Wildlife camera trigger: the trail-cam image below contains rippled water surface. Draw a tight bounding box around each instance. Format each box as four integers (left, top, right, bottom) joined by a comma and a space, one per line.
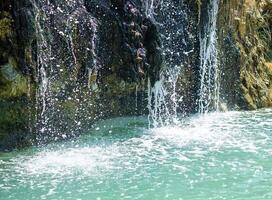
1, 109, 272, 200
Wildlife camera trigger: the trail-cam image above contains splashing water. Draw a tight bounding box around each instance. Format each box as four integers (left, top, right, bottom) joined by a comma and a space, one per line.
147, 78, 170, 127
147, 69, 180, 127
31, 0, 100, 139
143, 0, 160, 21
198, 0, 220, 113
146, 0, 196, 127
1, 109, 271, 200
32, 0, 51, 117
5, 2, 270, 199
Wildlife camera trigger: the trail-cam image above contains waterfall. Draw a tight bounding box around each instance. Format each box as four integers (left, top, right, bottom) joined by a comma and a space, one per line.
145, 0, 178, 127
145, 0, 196, 127
87, 20, 99, 91
198, 0, 220, 113
143, 0, 160, 21
31, 0, 219, 132
147, 67, 180, 127
146, 0, 220, 122
32, 0, 52, 133
32, 0, 99, 140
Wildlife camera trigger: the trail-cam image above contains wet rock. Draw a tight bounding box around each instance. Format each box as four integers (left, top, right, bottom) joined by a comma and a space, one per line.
0, 0, 162, 150
217, 0, 272, 110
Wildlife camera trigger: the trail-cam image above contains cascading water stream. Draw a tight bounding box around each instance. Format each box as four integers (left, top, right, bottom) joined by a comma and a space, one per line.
32, 0, 52, 132
145, 0, 179, 127
146, 0, 221, 122
145, 0, 197, 127
198, 0, 220, 114
147, 67, 181, 127
32, 0, 100, 140
143, 0, 160, 21
87, 20, 99, 91
147, 77, 170, 128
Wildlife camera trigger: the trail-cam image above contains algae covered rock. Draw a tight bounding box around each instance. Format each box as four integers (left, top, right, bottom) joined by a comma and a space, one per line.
0, 11, 13, 41
0, 0, 35, 151
217, 0, 272, 110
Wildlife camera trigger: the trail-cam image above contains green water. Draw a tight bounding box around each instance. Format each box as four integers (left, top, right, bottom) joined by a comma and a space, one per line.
0, 109, 272, 200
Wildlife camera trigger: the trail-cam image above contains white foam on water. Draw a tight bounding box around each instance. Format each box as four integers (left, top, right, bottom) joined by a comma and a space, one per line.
16, 145, 122, 177
150, 111, 268, 153
2, 111, 271, 183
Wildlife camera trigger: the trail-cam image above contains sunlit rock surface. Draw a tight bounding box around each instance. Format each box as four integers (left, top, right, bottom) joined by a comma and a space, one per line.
217, 0, 272, 109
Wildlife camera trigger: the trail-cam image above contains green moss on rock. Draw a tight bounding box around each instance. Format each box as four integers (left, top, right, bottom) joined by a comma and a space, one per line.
0, 11, 13, 41
0, 62, 29, 98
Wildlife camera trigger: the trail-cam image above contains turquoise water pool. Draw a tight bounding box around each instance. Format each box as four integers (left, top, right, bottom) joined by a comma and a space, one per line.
1, 109, 272, 200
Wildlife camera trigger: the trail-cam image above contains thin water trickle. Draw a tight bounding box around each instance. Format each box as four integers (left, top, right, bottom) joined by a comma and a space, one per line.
32, 0, 50, 117
198, 0, 220, 113
87, 17, 99, 90
143, 0, 160, 21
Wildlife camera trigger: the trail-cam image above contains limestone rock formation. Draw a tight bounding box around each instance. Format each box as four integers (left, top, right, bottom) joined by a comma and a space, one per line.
217, 0, 272, 109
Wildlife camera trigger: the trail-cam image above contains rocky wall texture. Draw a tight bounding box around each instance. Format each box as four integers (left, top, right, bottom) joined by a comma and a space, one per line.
1, 0, 272, 150
0, 0, 35, 150
217, 0, 272, 109
0, 0, 162, 150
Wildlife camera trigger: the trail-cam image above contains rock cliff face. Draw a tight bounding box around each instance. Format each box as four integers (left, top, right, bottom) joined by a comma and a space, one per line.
0, 0, 162, 150
0, 0, 35, 149
217, 0, 272, 109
